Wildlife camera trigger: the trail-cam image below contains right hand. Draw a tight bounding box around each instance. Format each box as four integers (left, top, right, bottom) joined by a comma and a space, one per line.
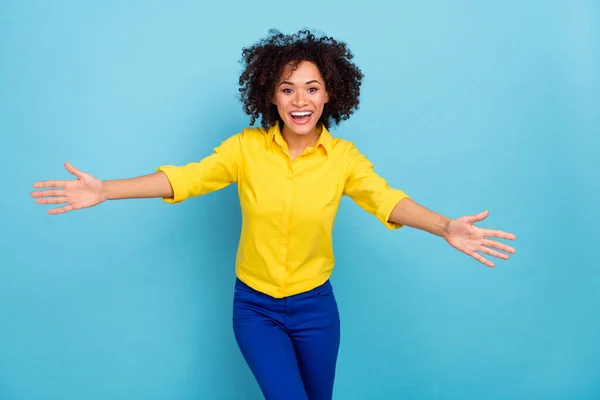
31, 162, 106, 215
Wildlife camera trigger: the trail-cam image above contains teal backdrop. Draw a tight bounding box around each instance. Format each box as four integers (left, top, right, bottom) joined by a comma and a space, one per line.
1, 1, 599, 399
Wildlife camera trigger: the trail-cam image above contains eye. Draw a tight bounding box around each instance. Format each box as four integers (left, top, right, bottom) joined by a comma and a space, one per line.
282, 88, 293, 94
308, 87, 318, 93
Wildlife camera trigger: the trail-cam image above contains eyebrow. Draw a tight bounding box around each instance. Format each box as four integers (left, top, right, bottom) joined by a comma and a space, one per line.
279, 79, 322, 86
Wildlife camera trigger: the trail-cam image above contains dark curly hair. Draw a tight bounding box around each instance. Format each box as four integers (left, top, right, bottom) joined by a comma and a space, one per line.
238, 29, 364, 130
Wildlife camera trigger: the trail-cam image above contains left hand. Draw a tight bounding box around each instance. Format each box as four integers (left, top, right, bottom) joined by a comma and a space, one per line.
443, 210, 516, 268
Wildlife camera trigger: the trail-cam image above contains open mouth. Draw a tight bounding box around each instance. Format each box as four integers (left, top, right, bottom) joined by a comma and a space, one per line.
289, 111, 313, 124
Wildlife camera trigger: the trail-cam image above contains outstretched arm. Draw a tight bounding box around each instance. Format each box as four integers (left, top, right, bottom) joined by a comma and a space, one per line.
389, 198, 516, 268
32, 132, 243, 214
31, 162, 173, 215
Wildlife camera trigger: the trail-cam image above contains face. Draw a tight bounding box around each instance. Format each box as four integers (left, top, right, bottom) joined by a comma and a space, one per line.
272, 61, 329, 137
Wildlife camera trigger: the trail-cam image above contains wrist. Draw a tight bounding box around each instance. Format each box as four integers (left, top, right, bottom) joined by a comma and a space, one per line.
439, 216, 451, 238
101, 181, 110, 201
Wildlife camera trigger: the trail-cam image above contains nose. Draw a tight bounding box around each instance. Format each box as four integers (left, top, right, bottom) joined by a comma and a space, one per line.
292, 91, 308, 107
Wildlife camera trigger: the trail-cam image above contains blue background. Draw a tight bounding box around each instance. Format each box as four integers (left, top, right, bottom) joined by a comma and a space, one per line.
2, 1, 599, 399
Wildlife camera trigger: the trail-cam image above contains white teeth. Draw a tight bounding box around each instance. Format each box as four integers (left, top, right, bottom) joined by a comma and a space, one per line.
291, 112, 312, 117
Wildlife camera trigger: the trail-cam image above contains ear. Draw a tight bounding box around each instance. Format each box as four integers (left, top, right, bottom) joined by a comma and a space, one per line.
325, 91, 330, 103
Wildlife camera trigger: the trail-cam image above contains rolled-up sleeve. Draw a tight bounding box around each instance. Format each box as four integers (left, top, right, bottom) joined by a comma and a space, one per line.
157, 133, 242, 204
343, 142, 410, 229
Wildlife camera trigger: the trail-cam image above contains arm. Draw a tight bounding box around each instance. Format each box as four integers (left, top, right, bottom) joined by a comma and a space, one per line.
388, 197, 450, 237
342, 142, 516, 268
31, 163, 174, 215
343, 143, 410, 229
103, 172, 173, 200
32, 133, 242, 214
389, 197, 516, 268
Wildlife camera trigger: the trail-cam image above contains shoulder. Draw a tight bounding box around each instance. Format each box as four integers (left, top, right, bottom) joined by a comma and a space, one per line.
236, 126, 270, 144
240, 125, 268, 137
329, 136, 358, 155
331, 137, 353, 147
216, 126, 267, 148
328, 135, 371, 171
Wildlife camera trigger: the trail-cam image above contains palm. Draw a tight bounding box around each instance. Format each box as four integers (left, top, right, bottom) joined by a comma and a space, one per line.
64, 176, 104, 209
31, 162, 105, 214
444, 210, 516, 268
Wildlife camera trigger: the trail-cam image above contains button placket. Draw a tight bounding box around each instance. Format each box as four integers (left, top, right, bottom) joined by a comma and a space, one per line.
279, 162, 295, 289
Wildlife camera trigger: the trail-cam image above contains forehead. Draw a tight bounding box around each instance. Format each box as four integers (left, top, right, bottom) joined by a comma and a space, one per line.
279, 61, 323, 82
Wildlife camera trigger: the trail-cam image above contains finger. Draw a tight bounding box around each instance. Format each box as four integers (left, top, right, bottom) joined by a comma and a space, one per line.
36, 196, 68, 205
48, 204, 74, 215
484, 229, 516, 240
64, 162, 85, 179
471, 252, 495, 268
31, 189, 65, 198
32, 180, 70, 189
463, 210, 489, 224
479, 246, 510, 260
483, 239, 516, 254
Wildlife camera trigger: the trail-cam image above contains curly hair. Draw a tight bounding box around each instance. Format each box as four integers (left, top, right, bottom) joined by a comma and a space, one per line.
238, 29, 364, 130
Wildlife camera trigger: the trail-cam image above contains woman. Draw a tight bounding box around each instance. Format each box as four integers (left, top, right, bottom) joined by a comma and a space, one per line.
31, 29, 516, 400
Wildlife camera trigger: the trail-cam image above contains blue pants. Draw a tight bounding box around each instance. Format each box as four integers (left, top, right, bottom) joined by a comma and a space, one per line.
232, 278, 341, 400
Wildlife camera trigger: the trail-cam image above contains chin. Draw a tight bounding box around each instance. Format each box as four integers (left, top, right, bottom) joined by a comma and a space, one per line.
292, 127, 315, 135
284, 120, 319, 136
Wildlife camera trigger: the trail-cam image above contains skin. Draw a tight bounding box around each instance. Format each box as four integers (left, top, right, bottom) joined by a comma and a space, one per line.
388, 201, 516, 267
272, 61, 329, 160
30, 59, 516, 268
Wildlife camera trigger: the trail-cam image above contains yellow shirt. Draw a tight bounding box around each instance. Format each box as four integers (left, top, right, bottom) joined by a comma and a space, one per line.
157, 122, 410, 298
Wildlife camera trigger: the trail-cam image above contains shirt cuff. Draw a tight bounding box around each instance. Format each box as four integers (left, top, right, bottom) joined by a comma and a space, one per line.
376, 189, 411, 230
156, 165, 187, 204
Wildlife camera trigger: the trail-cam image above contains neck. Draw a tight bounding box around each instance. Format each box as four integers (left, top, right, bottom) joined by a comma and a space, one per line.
281, 124, 320, 153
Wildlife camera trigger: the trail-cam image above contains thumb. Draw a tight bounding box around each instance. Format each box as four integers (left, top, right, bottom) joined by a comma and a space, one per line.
463, 210, 489, 224
64, 162, 86, 179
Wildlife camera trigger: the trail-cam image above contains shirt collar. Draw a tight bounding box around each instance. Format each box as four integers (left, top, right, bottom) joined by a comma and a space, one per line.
268, 121, 332, 155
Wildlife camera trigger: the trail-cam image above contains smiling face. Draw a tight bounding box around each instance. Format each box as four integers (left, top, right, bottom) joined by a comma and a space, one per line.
272, 61, 329, 139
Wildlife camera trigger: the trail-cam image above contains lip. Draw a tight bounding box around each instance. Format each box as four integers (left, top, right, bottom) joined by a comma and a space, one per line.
289, 110, 314, 125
